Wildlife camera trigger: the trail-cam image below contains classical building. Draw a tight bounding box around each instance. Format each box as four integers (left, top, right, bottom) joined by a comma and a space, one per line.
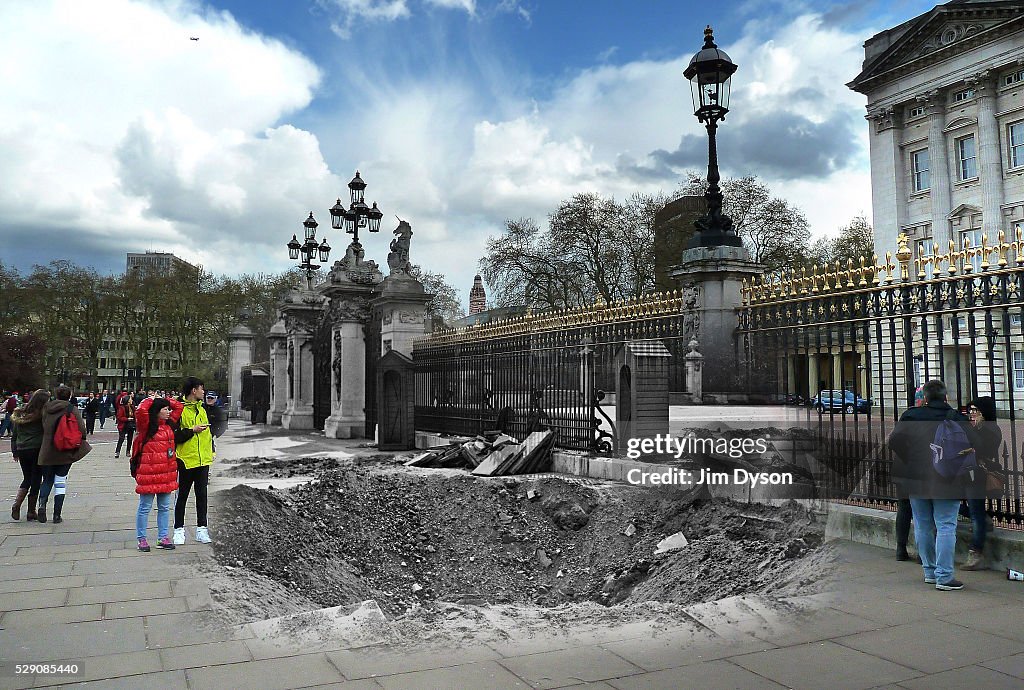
837, 0, 1024, 408
848, 0, 1024, 258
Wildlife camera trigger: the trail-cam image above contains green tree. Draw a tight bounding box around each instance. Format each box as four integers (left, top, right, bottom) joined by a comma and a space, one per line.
808, 215, 875, 270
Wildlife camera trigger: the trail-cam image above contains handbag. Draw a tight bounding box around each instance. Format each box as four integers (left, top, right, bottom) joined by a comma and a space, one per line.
980, 458, 1006, 498
129, 451, 141, 478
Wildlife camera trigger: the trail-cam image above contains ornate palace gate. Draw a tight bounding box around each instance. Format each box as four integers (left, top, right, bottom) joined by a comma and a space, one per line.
312, 316, 332, 431
364, 306, 382, 438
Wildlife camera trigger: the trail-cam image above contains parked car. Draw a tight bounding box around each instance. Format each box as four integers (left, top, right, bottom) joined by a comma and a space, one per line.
811, 389, 872, 414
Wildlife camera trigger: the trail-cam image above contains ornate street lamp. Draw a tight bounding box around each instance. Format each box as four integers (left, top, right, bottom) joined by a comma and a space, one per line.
286, 211, 330, 288
329, 171, 384, 247
683, 25, 741, 248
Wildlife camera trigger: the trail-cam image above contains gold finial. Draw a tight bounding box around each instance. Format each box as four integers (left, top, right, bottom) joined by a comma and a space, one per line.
1015, 226, 1024, 266
895, 233, 912, 281
998, 230, 1009, 267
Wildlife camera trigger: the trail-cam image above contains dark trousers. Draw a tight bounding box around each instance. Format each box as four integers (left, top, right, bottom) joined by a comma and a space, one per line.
896, 498, 913, 552
116, 425, 135, 455
85, 414, 96, 435
17, 448, 42, 492
175, 462, 209, 529
961, 499, 988, 552
99, 407, 110, 428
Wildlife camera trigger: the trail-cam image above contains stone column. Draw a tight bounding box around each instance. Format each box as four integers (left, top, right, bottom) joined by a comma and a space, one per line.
373, 274, 431, 358
226, 323, 254, 419
320, 241, 384, 439
267, 319, 287, 425
970, 71, 1005, 238
919, 89, 952, 244
279, 287, 324, 431
867, 106, 905, 254
671, 244, 764, 402
684, 338, 704, 403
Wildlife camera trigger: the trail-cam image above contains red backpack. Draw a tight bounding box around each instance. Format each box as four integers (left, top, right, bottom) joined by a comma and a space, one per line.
53, 403, 83, 452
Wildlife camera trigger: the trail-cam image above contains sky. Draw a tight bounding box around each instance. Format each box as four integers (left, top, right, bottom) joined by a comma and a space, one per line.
0, 0, 940, 308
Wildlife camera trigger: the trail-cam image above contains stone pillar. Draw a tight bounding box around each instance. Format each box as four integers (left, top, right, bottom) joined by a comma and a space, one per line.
267, 319, 287, 425
867, 106, 905, 255
373, 274, 431, 358
684, 338, 703, 403
920, 89, 952, 244
279, 287, 324, 431
227, 323, 254, 419
671, 244, 763, 401
320, 241, 384, 439
971, 72, 1005, 238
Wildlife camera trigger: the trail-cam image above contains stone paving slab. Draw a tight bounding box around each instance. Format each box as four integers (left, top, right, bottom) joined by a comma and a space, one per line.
835, 619, 1024, 673
607, 659, 788, 689
730, 640, 923, 690
496, 645, 645, 688
980, 652, 1024, 680
184, 653, 346, 690
376, 659, 528, 689
896, 664, 1023, 690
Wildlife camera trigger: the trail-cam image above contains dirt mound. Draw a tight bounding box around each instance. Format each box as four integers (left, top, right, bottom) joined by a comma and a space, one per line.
213, 465, 831, 618
222, 453, 404, 479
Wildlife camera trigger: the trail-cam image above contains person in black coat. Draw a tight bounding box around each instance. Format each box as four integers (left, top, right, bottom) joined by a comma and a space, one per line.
888, 379, 980, 591
84, 392, 101, 436
961, 396, 1002, 570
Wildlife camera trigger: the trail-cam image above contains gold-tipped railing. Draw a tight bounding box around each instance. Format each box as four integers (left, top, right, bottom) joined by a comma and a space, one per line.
741, 228, 1024, 306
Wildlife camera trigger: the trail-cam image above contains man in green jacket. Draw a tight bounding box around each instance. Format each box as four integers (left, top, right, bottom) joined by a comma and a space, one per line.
172, 376, 213, 545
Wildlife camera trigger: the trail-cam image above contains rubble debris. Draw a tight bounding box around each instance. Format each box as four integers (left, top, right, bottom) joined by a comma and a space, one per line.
655, 532, 689, 554
408, 430, 555, 476
623, 523, 637, 537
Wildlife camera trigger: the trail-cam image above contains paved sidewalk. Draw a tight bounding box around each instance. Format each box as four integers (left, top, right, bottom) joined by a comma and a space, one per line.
2, 424, 1024, 689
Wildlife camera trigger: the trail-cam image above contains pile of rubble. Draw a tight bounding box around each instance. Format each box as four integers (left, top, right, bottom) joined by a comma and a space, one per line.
406, 429, 555, 476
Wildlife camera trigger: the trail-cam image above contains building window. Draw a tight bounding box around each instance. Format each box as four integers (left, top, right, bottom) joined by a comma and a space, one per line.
907, 105, 926, 119
952, 88, 975, 103
1004, 69, 1024, 86
1009, 121, 1024, 169
959, 229, 983, 272
912, 149, 930, 191
916, 237, 934, 261
956, 135, 977, 180
1014, 351, 1024, 391
1011, 313, 1022, 328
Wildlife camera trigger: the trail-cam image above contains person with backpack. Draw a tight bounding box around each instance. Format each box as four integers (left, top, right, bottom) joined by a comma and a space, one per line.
888, 379, 980, 591
37, 385, 92, 524
960, 396, 1003, 571
114, 390, 135, 459
171, 377, 214, 545
9, 389, 48, 521
130, 396, 182, 551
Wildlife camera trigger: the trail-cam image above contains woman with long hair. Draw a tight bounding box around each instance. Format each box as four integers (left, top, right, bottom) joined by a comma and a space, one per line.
9, 389, 49, 520
130, 397, 181, 551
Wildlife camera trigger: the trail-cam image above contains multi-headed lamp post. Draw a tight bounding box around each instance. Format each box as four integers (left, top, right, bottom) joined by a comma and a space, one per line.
683, 25, 741, 249
287, 212, 331, 289
328, 171, 384, 249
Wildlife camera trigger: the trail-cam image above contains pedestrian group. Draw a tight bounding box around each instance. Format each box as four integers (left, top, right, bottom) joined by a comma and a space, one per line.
6, 378, 225, 553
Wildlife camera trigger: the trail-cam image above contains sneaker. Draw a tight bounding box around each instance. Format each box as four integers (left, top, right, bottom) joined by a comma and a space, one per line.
195, 526, 211, 544
962, 549, 988, 571
924, 577, 936, 584
172, 527, 186, 545
138, 538, 151, 552
157, 537, 176, 550
936, 578, 964, 591
114, 452, 119, 459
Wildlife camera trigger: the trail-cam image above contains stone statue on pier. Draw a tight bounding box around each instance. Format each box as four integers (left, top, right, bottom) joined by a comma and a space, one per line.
387, 220, 413, 275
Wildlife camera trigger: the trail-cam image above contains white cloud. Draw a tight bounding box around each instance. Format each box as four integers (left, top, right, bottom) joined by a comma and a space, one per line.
320, 0, 475, 39
0, 0, 328, 275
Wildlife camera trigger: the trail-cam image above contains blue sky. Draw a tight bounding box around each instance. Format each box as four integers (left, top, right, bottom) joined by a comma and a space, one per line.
0, 0, 938, 307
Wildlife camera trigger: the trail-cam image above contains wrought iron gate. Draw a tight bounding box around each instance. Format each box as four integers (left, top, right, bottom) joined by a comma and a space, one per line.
364, 307, 382, 438
312, 317, 332, 431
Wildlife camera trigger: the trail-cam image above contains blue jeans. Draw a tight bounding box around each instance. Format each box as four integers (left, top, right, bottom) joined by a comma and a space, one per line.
965, 499, 987, 552
137, 493, 172, 540
0, 413, 11, 436
910, 498, 961, 584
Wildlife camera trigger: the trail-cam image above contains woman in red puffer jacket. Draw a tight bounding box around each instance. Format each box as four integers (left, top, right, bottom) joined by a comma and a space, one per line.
131, 397, 183, 552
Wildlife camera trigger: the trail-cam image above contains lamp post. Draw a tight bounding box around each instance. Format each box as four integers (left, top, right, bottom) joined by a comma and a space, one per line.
683, 25, 741, 249
287, 212, 331, 289
328, 171, 383, 250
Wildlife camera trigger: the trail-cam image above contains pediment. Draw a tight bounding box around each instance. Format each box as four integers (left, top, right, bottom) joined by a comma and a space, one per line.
944, 116, 978, 132
948, 203, 982, 219
849, 3, 1024, 92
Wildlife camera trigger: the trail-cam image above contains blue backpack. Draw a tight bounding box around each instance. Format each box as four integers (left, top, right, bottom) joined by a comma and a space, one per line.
930, 416, 977, 479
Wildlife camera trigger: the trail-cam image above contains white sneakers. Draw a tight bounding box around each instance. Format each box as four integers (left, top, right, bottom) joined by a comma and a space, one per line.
172, 526, 211, 544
